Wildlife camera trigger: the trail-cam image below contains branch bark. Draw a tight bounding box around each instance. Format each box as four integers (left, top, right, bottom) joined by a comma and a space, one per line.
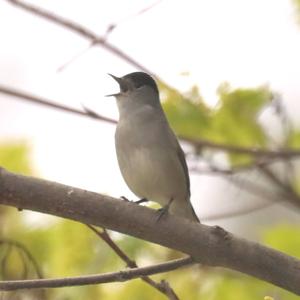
0, 168, 300, 294
0, 255, 192, 291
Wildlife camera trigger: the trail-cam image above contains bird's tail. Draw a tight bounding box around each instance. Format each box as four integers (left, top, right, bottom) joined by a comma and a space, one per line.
170, 199, 200, 223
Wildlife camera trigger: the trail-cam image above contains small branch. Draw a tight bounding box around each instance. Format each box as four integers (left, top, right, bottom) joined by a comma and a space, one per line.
58, 0, 163, 72
6, 0, 153, 76
0, 256, 193, 291
258, 165, 300, 209
87, 225, 179, 299
103, 0, 163, 38
201, 200, 279, 222
181, 136, 300, 159
0, 84, 116, 125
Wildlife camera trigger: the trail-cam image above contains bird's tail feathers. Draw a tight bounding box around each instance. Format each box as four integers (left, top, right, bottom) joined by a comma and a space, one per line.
170, 199, 200, 223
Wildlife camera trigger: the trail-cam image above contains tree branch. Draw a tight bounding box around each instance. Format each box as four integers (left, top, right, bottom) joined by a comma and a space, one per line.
86, 225, 179, 300
180, 136, 300, 159
5, 0, 154, 75
0, 168, 300, 294
0, 84, 116, 125
0, 255, 193, 291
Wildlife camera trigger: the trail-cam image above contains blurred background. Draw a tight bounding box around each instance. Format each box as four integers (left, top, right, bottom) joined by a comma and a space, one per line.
1, 0, 300, 299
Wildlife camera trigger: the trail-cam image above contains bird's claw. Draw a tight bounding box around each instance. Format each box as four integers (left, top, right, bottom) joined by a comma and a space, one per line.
120, 196, 148, 205
156, 198, 174, 222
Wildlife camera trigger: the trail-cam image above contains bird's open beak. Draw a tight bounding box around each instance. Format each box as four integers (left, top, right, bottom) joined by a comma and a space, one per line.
106, 73, 123, 97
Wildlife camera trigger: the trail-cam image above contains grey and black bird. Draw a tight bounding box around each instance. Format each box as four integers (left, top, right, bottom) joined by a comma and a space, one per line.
109, 72, 199, 223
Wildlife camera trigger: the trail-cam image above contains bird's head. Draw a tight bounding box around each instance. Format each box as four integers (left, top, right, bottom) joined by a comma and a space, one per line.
107, 72, 161, 116
108, 72, 159, 96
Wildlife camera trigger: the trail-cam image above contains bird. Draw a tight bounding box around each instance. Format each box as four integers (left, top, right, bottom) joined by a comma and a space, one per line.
108, 72, 199, 223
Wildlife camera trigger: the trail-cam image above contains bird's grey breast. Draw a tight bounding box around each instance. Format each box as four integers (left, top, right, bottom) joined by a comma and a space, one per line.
115, 105, 189, 204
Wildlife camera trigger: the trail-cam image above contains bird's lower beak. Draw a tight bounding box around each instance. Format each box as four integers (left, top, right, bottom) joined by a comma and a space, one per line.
105, 73, 122, 97
106, 74, 123, 97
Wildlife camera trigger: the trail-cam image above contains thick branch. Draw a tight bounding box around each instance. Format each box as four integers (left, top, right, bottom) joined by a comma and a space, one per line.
0, 168, 300, 294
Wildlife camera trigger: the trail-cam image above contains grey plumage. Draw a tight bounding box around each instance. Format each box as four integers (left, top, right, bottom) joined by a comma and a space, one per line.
110, 72, 199, 222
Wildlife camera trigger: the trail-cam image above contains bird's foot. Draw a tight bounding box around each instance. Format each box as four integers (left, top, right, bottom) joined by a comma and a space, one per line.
135, 198, 148, 204
120, 196, 130, 202
120, 196, 148, 205
156, 198, 174, 222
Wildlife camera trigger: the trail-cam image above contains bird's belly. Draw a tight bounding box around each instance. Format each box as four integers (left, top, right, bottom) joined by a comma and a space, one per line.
116, 146, 187, 206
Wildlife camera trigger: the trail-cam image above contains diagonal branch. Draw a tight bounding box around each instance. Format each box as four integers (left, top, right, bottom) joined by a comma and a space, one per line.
258, 165, 300, 209
86, 225, 179, 300
0, 84, 116, 124
6, 0, 154, 76
0, 167, 300, 294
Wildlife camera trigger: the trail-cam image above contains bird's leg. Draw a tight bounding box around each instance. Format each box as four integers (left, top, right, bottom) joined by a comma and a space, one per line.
156, 197, 174, 221
120, 196, 148, 205
135, 198, 148, 204
120, 196, 130, 202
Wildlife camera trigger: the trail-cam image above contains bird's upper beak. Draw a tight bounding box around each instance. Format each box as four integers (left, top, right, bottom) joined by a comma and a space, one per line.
106, 73, 126, 97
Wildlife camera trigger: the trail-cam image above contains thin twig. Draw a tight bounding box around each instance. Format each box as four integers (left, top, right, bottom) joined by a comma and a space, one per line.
258, 165, 300, 209
0, 257, 193, 291
6, 0, 154, 76
104, 0, 162, 36
198, 171, 284, 221
86, 225, 179, 300
201, 199, 280, 222
58, 0, 163, 72
0, 84, 116, 124
181, 135, 300, 159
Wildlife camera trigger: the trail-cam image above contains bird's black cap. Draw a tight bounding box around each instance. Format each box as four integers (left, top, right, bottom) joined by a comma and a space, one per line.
123, 72, 159, 95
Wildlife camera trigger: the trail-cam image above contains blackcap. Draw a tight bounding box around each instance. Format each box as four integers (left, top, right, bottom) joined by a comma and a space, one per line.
109, 72, 199, 222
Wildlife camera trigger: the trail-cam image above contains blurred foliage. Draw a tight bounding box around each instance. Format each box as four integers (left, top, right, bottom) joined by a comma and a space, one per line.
161, 81, 275, 165
160, 81, 271, 145
292, 0, 300, 24
2, 78, 300, 299
0, 142, 32, 175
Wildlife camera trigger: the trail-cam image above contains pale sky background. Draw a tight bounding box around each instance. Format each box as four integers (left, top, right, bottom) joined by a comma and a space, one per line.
1, 0, 300, 236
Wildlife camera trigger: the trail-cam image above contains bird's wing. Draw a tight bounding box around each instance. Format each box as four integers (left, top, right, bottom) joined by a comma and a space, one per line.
165, 128, 191, 197
175, 140, 191, 198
